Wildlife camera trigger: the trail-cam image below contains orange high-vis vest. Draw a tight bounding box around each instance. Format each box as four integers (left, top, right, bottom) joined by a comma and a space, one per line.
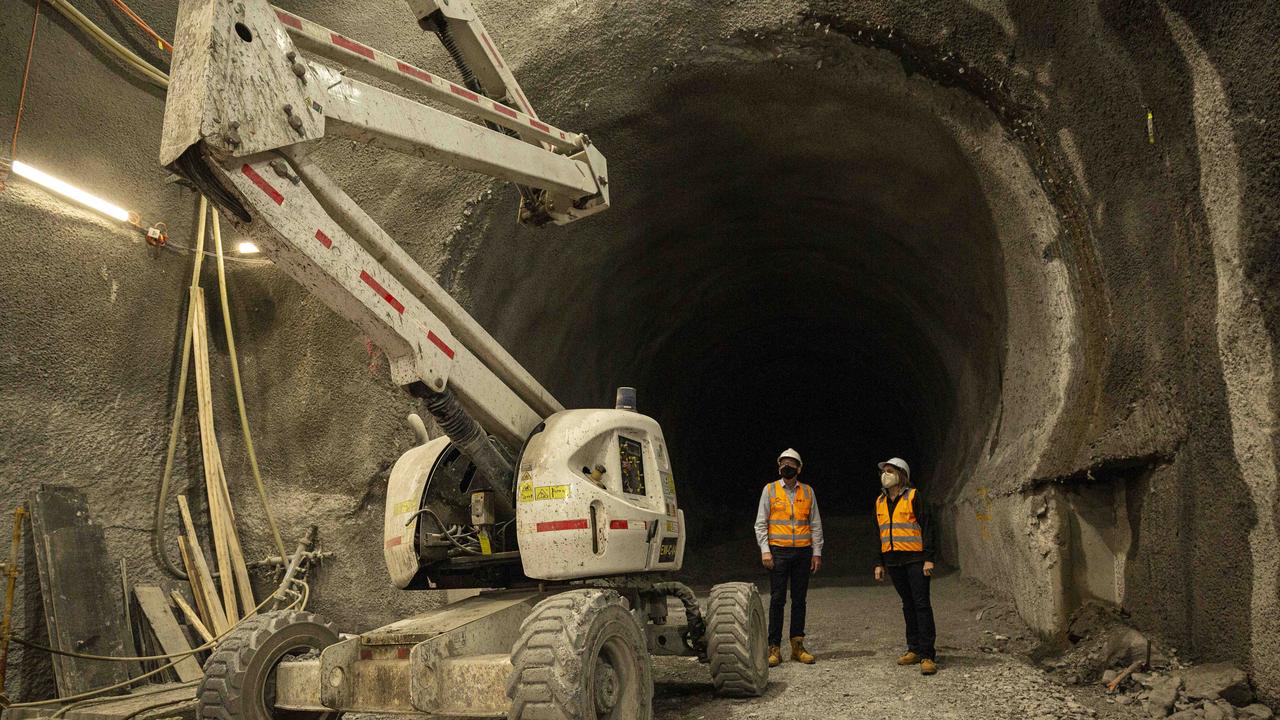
876, 488, 924, 553
767, 480, 813, 547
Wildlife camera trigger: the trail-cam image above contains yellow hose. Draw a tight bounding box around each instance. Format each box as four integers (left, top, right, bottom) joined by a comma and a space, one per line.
3, 588, 304, 708
152, 196, 207, 579
44, 0, 169, 88
211, 212, 288, 560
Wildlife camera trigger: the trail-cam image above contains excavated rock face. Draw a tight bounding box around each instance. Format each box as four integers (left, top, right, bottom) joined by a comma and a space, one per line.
0, 0, 1277, 706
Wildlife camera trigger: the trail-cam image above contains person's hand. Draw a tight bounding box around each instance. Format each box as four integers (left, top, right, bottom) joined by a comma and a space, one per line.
762, 553, 774, 570
810, 556, 822, 574
923, 561, 935, 577
874, 565, 885, 582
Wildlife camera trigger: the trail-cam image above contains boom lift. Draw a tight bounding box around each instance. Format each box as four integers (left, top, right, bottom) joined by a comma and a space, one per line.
159, 1, 769, 717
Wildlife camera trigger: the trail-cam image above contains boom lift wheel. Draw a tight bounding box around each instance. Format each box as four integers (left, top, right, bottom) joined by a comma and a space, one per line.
507, 589, 653, 720
198, 610, 342, 720
705, 582, 769, 697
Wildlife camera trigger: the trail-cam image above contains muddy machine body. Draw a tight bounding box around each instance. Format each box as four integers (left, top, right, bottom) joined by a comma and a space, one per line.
160, 0, 767, 717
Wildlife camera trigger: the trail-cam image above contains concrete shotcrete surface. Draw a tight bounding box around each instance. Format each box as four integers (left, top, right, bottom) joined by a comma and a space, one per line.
1, 0, 1277, 710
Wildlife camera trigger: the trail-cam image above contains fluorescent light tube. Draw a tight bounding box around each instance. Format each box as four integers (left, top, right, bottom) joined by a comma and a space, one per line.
11, 161, 132, 223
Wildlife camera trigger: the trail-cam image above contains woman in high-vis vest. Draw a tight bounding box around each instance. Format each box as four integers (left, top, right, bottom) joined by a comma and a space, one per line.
873, 457, 939, 675
753, 448, 823, 667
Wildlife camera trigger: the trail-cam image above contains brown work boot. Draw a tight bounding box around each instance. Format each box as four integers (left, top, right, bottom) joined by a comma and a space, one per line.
768, 645, 782, 667
921, 658, 938, 675
790, 637, 815, 664
897, 651, 921, 665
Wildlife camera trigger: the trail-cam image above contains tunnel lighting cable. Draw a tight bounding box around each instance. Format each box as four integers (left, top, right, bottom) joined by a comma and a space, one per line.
212, 210, 289, 561
106, 0, 173, 53
44, 0, 168, 89
9, 0, 41, 162
2, 587, 305, 709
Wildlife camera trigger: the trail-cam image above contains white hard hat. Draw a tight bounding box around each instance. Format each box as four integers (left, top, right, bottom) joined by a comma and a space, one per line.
777, 448, 802, 467
878, 457, 911, 480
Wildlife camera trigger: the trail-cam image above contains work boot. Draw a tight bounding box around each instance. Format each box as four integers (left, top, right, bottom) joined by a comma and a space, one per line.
921, 658, 938, 675
768, 645, 782, 667
790, 637, 815, 664
897, 651, 921, 665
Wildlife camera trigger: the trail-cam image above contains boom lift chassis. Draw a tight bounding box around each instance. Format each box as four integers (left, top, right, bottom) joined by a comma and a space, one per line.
161, 1, 768, 718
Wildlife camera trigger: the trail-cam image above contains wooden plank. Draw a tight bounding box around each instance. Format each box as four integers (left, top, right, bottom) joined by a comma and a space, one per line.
176, 495, 227, 634
190, 293, 240, 623
215, 463, 256, 616
133, 586, 203, 682
27, 486, 133, 696
170, 591, 214, 644
175, 535, 211, 632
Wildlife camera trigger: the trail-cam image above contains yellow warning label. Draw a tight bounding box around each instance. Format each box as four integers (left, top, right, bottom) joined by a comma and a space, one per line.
478, 530, 493, 555
666, 520, 678, 533
518, 482, 568, 502
533, 485, 568, 501
394, 500, 418, 515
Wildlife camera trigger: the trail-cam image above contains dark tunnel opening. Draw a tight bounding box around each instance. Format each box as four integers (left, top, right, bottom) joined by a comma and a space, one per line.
454, 62, 1033, 579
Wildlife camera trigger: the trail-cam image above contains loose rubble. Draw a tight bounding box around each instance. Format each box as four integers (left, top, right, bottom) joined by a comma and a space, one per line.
1035, 601, 1274, 720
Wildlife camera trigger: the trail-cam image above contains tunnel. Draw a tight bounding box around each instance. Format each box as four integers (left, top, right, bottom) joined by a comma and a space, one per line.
450, 51, 1074, 577
2, 0, 1278, 709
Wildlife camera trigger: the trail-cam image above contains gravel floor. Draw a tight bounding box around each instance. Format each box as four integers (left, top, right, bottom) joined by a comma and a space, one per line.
653, 573, 1129, 720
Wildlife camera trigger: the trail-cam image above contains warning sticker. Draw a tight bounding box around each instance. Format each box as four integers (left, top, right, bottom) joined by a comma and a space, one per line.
665, 520, 678, 533
518, 481, 533, 502
394, 499, 418, 515
534, 485, 569, 501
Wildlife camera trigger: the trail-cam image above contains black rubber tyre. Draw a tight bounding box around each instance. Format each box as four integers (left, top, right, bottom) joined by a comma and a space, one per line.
705, 582, 769, 697
198, 610, 342, 720
507, 589, 653, 720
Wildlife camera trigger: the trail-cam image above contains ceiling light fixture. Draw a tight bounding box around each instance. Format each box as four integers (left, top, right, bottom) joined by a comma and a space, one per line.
10, 160, 138, 224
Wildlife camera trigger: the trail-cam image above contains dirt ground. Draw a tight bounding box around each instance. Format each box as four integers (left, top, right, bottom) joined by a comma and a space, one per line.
653, 573, 1130, 720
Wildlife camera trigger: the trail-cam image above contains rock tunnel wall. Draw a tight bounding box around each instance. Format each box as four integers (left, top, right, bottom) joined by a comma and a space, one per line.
1, 0, 1277, 704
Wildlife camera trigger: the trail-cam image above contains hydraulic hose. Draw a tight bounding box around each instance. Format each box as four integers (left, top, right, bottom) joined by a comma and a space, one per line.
652, 582, 708, 653
410, 384, 515, 516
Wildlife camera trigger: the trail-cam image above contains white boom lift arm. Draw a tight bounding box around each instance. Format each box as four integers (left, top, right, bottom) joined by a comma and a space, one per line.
161, 4, 774, 716
160, 0, 608, 462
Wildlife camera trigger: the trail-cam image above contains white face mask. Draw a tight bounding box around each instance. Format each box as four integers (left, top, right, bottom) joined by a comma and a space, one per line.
881, 470, 899, 489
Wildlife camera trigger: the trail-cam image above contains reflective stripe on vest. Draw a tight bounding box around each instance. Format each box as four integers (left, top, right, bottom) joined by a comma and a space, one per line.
876, 488, 923, 552
767, 480, 813, 547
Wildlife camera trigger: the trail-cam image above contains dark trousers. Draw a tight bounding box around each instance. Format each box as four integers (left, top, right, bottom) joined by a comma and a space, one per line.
887, 562, 936, 660
767, 545, 812, 646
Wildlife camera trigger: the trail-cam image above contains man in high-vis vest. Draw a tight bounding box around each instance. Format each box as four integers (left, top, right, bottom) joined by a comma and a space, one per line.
873, 457, 938, 675
754, 448, 824, 667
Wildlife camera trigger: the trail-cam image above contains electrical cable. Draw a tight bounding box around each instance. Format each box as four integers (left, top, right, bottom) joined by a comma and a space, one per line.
9, 0, 41, 161
211, 211, 289, 561
43, 0, 168, 88
152, 195, 207, 580
106, 0, 173, 53
3, 589, 304, 709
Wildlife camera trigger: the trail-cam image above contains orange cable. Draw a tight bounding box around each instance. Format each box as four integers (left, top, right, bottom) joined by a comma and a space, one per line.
10, 0, 42, 160
108, 0, 172, 53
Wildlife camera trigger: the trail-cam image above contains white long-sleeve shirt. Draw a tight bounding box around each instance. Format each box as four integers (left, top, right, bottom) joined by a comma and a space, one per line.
754, 480, 823, 556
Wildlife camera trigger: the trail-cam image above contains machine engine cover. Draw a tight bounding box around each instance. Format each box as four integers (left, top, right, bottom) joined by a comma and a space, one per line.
516, 409, 685, 580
